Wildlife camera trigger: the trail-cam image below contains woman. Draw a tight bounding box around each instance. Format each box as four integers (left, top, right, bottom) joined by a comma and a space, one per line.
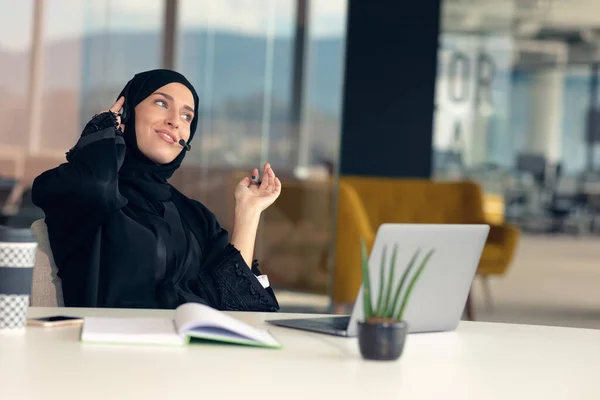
32, 69, 281, 312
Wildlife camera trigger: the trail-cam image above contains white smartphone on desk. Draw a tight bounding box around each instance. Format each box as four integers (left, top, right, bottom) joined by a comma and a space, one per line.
27, 315, 84, 327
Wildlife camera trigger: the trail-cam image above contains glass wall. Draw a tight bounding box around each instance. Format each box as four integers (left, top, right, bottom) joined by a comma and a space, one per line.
79, 0, 165, 124
0, 1, 33, 182
0, 0, 348, 295
434, 0, 600, 233
173, 0, 347, 293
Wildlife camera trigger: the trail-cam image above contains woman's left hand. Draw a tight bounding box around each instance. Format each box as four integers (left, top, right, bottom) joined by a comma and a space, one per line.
234, 163, 282, 214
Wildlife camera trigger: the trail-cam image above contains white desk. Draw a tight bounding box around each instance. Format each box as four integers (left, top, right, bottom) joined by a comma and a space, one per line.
1, 307, 600, 400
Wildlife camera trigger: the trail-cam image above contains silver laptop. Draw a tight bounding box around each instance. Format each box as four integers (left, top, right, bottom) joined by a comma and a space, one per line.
267, 223, 490, 337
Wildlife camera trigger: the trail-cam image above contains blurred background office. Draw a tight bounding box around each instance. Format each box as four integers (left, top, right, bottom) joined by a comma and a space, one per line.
1, 0, 599, 329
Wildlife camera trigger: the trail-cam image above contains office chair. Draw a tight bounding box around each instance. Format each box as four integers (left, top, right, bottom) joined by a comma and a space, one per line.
30, 219, 64, 307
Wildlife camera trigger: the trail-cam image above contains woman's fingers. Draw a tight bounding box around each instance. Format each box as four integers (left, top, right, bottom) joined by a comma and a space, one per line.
110, 96, 125, 114
94, 97, 125, 130
250, 163, 279, 193
111, 96, 125, 128
261, 163, 271, 190
268, 166, 276, 191
238, 176, 251, 187
273, 177, 282, 194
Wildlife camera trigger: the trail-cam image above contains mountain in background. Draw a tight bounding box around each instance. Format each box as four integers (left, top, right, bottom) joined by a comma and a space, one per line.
0, 30, 346, 116
0, 29, 346, 168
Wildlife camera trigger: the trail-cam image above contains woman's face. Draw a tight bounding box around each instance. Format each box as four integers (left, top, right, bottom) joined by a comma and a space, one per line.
134, 82, 195, 164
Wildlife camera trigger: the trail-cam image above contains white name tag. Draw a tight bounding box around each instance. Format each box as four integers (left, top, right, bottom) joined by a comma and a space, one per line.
256, 275, 270, 288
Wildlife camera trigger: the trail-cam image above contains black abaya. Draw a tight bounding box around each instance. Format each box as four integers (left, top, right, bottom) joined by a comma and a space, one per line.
31, 70, 279, 312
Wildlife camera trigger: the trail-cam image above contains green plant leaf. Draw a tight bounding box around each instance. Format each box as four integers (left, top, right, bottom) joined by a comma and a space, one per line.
360, 238, 373, 320
375, 245, 388, 317
383, 243, 399, 317
388, 248, 421, 318
395, 249, 435, 321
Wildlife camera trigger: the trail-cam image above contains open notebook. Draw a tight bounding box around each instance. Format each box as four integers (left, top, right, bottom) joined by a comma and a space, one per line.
80, 302, 281, 348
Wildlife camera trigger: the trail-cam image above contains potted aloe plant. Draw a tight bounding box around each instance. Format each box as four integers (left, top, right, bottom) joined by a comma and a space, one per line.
358, 238, 435, 361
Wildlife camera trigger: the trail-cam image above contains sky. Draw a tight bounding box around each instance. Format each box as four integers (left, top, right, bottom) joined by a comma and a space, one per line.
0, 0, 347, 52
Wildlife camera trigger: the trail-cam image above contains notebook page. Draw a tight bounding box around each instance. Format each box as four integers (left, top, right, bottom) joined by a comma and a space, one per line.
186, 327, 277, 347
175, 303, 280, 346
81, 317, 183, 346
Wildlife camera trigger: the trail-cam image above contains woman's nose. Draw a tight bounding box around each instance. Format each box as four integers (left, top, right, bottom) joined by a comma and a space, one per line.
166, 118, 179, 129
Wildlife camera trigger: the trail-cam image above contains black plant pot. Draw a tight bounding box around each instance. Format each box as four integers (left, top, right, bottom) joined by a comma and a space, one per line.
357, 320, 408, 361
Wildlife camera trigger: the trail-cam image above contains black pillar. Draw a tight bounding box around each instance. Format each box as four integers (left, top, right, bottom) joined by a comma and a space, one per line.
162, 0, 178, 70
290, 0, 309, 167
338, 0, 442, 178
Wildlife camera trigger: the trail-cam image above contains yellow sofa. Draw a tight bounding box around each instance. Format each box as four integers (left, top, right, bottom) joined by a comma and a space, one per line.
333, 176, 520, 317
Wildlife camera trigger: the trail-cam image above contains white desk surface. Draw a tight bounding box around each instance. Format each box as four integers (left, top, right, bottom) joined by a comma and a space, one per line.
1, 307, 599, 400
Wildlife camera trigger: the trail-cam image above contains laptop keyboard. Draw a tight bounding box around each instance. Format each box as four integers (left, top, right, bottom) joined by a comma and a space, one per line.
300, 316, 351, 331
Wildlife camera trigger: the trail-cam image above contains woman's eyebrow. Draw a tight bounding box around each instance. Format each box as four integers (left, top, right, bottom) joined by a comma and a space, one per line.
154, 92, 194, 113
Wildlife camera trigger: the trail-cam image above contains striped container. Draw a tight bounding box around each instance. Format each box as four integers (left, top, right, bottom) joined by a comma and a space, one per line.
0, 226, 37, 332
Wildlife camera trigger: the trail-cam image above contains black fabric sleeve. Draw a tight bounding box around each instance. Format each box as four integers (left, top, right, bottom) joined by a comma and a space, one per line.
171, 188, 280, 312
31, 112, 127, 263
208, 244, 279, 312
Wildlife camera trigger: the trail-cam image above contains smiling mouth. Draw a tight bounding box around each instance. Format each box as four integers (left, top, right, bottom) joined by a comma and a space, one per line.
156, 130, 176, 144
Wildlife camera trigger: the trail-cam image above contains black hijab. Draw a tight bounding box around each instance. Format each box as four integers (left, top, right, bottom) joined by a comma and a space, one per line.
117, 69, 200, 202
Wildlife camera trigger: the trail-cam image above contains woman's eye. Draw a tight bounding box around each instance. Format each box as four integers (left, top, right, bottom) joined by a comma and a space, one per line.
182, 114, 192, 122
155, 100, 167, 108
